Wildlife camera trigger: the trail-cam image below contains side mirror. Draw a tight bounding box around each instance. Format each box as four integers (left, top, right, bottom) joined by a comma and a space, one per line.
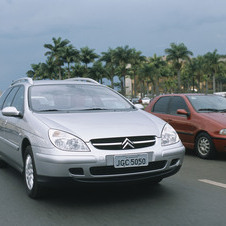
2, 106, 22, 118
177, 109, 190, 117
134, 104, 144, 110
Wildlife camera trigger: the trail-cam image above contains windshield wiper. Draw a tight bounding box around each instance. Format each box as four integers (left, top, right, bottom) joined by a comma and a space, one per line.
198, 108, 220, 112
37, 109, 61, 112
77, 108, 109, 111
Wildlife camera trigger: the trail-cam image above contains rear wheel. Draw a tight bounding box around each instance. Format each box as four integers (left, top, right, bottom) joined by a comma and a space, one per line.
195, 132, 216, 159
24, 146, 43, 198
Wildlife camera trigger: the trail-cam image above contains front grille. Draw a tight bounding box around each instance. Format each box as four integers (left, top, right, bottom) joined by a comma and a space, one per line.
90, 160, 167, 175
91, 136, 156, 150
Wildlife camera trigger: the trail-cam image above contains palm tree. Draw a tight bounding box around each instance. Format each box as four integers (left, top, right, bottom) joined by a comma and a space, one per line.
62, 45, 80, 78
149, 54, 166, 95
182, 58, 199, 92
194, 56, 206, 92
203, 49, 222, 93
71, 64, 86, 78
160, 63, 176, 93
44, 37, 70, 79
27, 63, 41, 79
113, 45, 134, 95
80, 47, 99, 76
216, 63, 226, 92
129, 49, 145, 97
100, 48, 117, 88
89, 61, 106, 83
27, 58, 57, 80
139, 62, 155, 97
165, 43, 193, 92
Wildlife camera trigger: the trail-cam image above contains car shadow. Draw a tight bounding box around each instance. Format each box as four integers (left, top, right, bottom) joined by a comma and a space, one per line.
184, 148, 196, 157
40, 180, 174, 205
185, 148, 226, 161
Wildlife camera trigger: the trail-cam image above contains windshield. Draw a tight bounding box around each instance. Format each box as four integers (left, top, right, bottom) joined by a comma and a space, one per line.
187, 95, 226, 112
29, 84, 133, 112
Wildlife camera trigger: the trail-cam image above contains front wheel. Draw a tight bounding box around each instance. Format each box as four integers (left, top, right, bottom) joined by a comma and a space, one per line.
195, 132, 216, 159
24, 146, 43, 198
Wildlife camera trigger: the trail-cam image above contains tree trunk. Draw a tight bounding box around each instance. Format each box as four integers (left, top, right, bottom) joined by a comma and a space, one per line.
134, 75, 137, 97
58, 67, 62, 80
110, 76, 114, 89
177, 69, 181, 93
205, 79, 208, 94
120, 77, 124, 95
157, 77, 160, 95
198, 76, 201, 92
212, 73, 216, 93
67, 63, 71, 78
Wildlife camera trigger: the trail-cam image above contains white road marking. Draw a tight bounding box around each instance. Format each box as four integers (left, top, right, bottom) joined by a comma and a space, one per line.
199, 179, 226, 189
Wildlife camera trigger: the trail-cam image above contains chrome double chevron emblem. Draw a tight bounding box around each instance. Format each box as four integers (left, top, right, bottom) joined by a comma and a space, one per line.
122, 138, 134, 149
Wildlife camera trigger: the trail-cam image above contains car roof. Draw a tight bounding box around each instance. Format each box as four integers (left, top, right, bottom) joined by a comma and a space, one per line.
10, 77, 100, 87
32, 80, 99, 86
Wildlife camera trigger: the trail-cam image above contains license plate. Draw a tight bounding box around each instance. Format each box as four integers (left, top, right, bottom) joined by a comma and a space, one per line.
114, 153, 148, 168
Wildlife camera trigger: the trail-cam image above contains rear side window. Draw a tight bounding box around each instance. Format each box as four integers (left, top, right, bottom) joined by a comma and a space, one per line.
2, 87, 20, 109
152, 96, 170, 114
169, 96, 189, 115
0, 88, 12, 110
11, 86, 25, 113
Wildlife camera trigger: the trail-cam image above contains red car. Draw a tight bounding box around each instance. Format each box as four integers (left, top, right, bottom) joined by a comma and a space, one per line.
145, 94, 226, 159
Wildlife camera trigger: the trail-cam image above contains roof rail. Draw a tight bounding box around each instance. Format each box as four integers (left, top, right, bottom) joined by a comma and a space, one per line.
11, 77, 33, 86
65, 77, 99, 84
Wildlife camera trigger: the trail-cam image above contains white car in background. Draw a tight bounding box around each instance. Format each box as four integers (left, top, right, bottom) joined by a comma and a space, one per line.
142, 97, 151, 105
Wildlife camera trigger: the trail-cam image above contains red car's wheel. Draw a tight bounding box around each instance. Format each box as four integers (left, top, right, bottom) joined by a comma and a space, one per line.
195, 132, 216, 159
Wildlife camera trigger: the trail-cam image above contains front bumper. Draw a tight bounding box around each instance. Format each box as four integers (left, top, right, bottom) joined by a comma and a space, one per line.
33, 141, 185, 184
212, 137, 226, 152
37, 165, 181, 184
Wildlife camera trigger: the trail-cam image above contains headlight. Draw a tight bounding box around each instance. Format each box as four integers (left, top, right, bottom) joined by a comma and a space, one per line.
161, 123, 179, 146
49, 129, 90, 152
219, 129, 226, 135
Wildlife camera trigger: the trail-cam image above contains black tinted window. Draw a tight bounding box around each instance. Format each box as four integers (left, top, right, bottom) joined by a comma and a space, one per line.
169, 96, 189, 115
153, 97, 170, 114
2, 87, 20, 109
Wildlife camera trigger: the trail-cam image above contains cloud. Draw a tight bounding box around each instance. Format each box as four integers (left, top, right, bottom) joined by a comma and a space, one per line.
1, 0, 226, 91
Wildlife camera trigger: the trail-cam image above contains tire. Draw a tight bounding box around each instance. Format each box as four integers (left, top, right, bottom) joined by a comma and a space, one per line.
24, 146, 43, 199
195, 132, 216, 159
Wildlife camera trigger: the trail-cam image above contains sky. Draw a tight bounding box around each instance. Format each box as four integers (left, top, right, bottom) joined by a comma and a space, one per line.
1, 0, 226, 91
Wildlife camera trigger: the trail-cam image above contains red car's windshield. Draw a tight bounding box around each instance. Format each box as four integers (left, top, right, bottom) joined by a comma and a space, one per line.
186, 95, 226, 112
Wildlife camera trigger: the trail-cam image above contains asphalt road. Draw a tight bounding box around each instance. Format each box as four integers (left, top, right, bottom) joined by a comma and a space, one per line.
0, 151, 226, 226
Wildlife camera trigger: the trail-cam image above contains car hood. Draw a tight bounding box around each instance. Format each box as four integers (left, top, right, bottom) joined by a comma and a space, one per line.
201, 112, 226, 126
33, 110, 165, 141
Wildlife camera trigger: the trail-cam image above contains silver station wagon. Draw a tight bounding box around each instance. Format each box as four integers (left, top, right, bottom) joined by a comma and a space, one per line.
0, 78, 185, 198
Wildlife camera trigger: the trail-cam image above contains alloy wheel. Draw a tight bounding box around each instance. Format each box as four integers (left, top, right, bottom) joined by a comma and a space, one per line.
25, 155, 34, 190
197, 137, 210, 156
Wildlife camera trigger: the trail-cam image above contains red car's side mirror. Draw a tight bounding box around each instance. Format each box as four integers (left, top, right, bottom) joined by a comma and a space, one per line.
177, 109, 190, 117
